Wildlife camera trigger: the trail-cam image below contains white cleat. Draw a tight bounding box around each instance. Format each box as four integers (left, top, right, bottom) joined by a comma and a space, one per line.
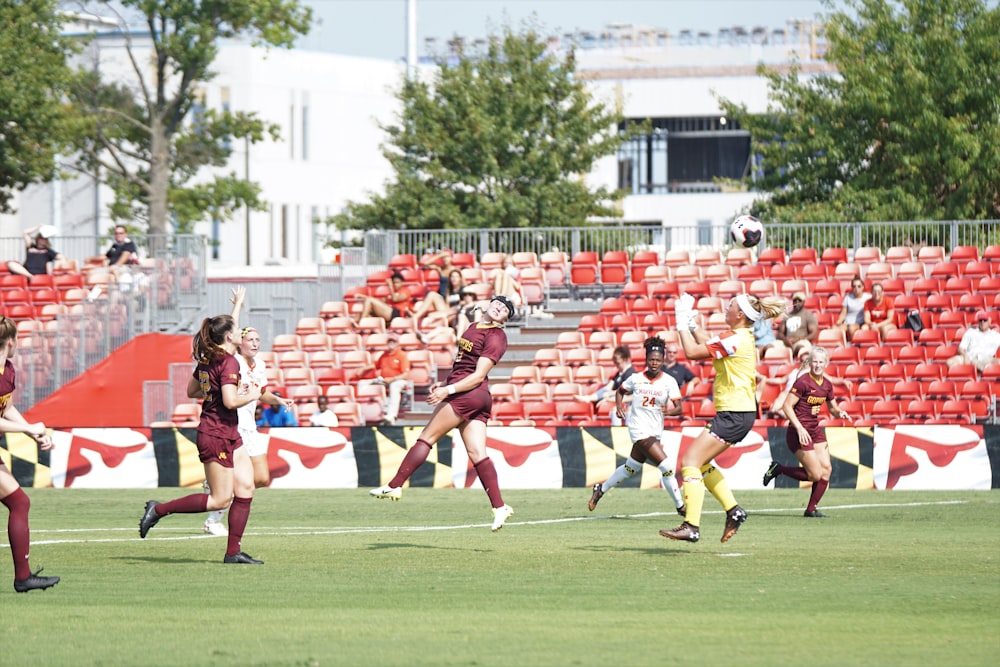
491, 504, 514, 532
203, 521, 228, 537
369, 485, 402, 501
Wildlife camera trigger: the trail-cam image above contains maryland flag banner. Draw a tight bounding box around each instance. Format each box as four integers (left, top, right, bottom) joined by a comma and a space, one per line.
4, 425, 997, 490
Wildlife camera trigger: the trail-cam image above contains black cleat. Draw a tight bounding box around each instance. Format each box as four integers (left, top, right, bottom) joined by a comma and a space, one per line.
676, 504, 687, 518
803, 510, 828, 518
721, 505, 748, 543
587, 483, 605, 512
223, 551, 264, 565
762, 461, 780, 487
14, 568, 60, 593
139, 500, 161, 538
659, 522, 700, 543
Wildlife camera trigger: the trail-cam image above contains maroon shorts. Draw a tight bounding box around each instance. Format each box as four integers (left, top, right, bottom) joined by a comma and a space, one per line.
786, 423, 826, 453
446, 385, 492, 423
197, 432, 242, 468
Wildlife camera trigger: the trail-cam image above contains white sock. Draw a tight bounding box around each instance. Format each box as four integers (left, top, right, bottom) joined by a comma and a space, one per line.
602, 457, 643, 493
206, 509, 225, 524
658, 461, 684, 508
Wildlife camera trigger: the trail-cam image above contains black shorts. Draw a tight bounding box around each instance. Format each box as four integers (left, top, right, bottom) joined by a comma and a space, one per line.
708, 411, 757, 446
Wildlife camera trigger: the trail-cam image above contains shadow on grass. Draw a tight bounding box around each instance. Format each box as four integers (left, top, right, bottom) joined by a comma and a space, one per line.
110, 555, 218, 565
365, 542, 487, 553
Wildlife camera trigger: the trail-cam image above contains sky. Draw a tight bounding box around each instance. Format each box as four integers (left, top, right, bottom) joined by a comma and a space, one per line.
298, 0, 832, 60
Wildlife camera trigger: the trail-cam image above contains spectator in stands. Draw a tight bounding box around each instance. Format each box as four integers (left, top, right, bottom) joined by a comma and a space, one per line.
836, 276, 869, 342
357, 335, 411, 425
778, 292, 818, 348
575, 345, 635, 426
753, 316, 776, 354
662, 343, 700, 397
948, 310, 1000, 371
6, 225, 62, 282
764, 346, 852, 518
419, 248, 455, 296
863, 282, 896, 340
354, 271, 414, 324
258, 391, 299, 427
0, 316, 61, 593
105, 225, 139, 268
310, 395, 339, 427
411, 269, 465, 328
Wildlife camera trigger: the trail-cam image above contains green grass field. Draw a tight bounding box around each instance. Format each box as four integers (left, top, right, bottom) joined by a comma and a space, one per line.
4, 488, 998, 667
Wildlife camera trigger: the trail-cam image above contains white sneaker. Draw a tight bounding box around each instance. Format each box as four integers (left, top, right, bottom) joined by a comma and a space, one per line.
491, 504, 514, 532
203, 521, 228, 537
369, 485, 402, 501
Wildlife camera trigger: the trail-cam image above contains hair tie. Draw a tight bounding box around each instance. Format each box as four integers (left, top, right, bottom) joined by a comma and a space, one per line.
241, 326, 257, 338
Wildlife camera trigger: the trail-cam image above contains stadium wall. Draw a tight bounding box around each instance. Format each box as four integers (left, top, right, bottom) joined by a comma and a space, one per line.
3, 425, 997, 491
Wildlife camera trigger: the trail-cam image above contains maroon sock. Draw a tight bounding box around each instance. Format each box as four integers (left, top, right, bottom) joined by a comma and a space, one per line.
777, 465, 810, 481
473, 457, 505, 509
806, 479, 830, 512
226, 496, 252, 557
2, 488, 32, 580
389, 439, 432, 488
155, 493, 210, 517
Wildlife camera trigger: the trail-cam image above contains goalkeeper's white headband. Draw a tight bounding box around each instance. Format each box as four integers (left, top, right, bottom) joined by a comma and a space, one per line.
736, 293, 761, 322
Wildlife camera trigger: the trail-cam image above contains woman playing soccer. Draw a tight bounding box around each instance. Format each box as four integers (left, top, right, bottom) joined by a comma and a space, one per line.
660, 292, 786, 544
588, 336, 686, 516
0, 316, 60, 592
370, 296, 516, 531
763, 347, 851, 517
139, 287, 265, 564
202, 324, 294, 536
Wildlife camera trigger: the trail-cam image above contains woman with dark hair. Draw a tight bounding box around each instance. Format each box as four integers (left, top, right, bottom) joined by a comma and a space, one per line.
836, 276, 869, 342
370, 296, 517, 531
661, 292, 787, 544
139, 287, 266, 564
355, 272, 414, 324
0, 316, 60, 592
588, 336, 685, 516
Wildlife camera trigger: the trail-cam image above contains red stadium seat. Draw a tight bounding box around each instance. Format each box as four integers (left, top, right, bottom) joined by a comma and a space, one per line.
757, 248, 787, 266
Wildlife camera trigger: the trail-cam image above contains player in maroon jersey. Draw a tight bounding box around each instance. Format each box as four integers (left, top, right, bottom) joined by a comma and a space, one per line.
370, 296, 516, 531
0, 316, 60, 592
138, 287, 266, 563
763, 347, 851, 517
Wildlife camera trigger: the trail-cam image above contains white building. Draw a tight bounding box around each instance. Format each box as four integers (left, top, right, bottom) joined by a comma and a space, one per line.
2, 17, 828, 268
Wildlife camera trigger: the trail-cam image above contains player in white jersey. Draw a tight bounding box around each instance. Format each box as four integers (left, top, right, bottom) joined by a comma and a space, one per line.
203, 326, 293, 536
588, 336, 686, 516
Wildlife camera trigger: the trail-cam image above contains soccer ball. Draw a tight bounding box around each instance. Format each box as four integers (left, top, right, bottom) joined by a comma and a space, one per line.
730, 215, 763, 248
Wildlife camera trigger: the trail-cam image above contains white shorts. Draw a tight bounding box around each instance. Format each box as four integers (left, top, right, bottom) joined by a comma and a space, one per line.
241, 427, 267, 457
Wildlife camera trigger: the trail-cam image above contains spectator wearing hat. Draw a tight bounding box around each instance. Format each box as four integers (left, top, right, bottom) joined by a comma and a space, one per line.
6, 225, 63, 281
948, 311, 1000, 371
778, 292, 818, 348
357, 335, 411, 425
258, 391, 298, 427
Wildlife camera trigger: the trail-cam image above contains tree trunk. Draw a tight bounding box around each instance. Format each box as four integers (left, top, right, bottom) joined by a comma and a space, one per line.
148, 114, 171, 254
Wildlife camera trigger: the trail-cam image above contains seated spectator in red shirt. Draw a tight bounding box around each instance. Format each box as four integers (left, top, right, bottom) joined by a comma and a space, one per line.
863, 282, 896, 339
355, 271, 414, 324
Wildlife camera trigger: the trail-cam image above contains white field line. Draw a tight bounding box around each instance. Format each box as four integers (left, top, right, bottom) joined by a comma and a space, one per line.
7, 500, 969, 548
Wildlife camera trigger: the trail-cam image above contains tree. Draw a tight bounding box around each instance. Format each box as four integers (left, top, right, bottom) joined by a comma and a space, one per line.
0, 0, 77, 213
67, 0, 312, 235
720, 0, 1000, 223
331, 25, 625, 232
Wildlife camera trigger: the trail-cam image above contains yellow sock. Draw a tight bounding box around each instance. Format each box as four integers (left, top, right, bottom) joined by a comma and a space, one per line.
701, 464, 738, 512
680, 466, 705, 527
